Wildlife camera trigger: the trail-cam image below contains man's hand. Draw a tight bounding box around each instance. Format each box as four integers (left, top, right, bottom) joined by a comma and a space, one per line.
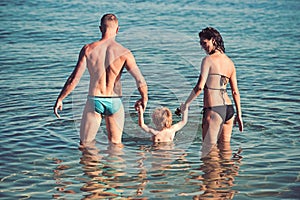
54, 99, 63, 118
135, 98, 147, 112
136, 104, 144, 114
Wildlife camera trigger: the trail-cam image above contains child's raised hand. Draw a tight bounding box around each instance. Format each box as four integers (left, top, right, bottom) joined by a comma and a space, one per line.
175, 103, 188, 116
175, 107, 181, 116
135, 101, 141, 111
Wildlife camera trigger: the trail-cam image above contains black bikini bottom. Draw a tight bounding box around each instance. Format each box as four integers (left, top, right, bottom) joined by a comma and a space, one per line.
203, 105, 234, 122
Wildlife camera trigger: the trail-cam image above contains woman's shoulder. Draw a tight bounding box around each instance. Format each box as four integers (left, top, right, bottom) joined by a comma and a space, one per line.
201, 55, 213, 66
223, 53, 234, 62
217, 53, 235, 68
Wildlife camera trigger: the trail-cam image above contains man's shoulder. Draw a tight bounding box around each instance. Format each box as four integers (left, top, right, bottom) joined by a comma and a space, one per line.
81, 41, 99, 53
112, 41, 130, 52
113, 43, 132, 58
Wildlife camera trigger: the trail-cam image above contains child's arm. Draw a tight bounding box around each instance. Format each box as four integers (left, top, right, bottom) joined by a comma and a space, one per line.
171, 103, 189, 132
137, 105, 159, 135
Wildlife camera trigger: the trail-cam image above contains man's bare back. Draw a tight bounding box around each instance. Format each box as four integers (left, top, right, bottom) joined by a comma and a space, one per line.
54, 13, 148, 146
85, 38, 130, 97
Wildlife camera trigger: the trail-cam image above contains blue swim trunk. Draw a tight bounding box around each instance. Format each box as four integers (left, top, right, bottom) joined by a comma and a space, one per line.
87, 96, 122, 115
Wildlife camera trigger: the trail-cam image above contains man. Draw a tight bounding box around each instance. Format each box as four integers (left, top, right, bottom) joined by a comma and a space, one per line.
54, 13, 148, 146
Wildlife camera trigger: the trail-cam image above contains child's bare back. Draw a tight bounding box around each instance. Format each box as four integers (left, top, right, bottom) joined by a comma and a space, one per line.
137, 103, 188, 143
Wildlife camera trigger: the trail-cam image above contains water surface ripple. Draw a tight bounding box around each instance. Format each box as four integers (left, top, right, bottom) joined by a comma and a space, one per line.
1, 0, 299, 199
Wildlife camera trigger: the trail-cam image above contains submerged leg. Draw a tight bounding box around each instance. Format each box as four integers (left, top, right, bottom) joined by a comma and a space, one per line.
219, 116, 234, 143
105, 104, 124, 144
80, 100, 102, 145
201, 109, 224, 158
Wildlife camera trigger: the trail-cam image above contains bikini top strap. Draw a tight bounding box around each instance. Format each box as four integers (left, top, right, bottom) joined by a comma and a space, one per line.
208, 73, 230, 79
204, 73, 230, 91
204, 85, 227, 92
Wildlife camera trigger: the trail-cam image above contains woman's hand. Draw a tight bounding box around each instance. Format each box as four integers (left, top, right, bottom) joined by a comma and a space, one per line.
234, 115, 243, 132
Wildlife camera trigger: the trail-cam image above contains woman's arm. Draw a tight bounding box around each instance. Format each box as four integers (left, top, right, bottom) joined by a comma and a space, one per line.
184, 56, 210, 108
229, 66, 243, 132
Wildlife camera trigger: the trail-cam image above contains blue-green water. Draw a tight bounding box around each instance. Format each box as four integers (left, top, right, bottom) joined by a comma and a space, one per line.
1, 1, 299, 199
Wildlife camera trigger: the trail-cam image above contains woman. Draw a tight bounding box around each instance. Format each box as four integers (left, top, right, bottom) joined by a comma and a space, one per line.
181, 27, 243, 156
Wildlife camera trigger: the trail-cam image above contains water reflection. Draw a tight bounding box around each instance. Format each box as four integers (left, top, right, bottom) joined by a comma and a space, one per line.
78, 142, 127, 199
78, 141, 188, 198
53, 158, 76, 198
181, 142, 242, 199
141, 142, 186, 170
137, 142, 189, 197
52, 140, 241, 199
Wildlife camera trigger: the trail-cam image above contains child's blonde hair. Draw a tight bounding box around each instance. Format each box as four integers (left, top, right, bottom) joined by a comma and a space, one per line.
152, 107, 172, 130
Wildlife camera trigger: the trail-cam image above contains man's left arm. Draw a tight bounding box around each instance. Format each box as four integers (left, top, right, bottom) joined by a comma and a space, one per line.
125, 52, 148, 111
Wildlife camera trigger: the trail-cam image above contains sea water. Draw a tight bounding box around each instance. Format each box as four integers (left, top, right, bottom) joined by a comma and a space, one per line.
1, 0, 299, 199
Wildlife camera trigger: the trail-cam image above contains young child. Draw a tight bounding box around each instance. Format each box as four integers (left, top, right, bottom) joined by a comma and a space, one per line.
136, 103, 188, 143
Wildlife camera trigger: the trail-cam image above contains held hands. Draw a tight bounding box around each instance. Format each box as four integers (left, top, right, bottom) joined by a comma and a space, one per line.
136, 104, 144, 115
135, 98, 147, 112
54, 99, 63, 118
175, 103, 188, 116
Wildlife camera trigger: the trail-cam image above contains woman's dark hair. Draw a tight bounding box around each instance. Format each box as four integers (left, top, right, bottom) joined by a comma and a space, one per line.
199, 27, 225, 53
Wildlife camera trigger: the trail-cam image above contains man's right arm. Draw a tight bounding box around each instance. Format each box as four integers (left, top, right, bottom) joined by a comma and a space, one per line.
54, 45, 87, 118
125, 52, 148, 110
